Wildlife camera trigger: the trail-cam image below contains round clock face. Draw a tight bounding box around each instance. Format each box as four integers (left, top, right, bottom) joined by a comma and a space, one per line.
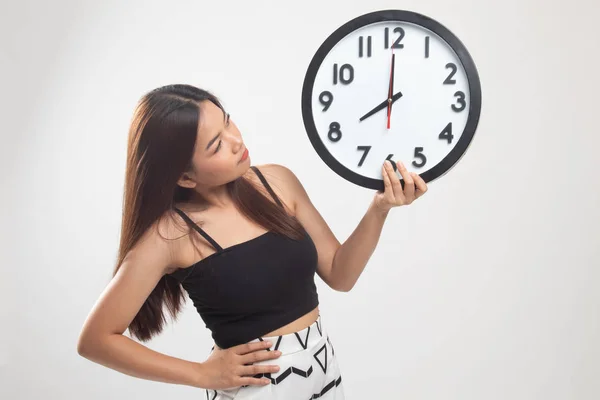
301, 10, 482, 190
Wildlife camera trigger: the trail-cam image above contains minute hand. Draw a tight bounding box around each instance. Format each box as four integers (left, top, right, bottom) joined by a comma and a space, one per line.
359, 91, 403, 122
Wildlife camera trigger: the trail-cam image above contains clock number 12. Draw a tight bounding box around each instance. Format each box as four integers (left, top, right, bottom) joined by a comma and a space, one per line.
384, 27, 405, 49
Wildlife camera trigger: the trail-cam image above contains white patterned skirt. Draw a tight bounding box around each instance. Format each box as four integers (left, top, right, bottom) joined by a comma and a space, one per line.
205, 314, 345, 400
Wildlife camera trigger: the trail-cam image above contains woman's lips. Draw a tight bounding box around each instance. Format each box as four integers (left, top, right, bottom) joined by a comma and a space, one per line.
239, 148, 249, 163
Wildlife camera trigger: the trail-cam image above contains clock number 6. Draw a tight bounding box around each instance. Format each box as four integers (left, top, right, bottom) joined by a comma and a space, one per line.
328, 122, 342, 142
412, 147, 427, 168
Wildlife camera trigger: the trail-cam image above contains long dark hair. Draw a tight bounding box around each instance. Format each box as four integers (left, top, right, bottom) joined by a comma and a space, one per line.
115, 84, 304, 342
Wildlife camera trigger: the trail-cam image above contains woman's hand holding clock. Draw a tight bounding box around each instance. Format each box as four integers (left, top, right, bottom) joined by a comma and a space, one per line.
373, 159, 428, 213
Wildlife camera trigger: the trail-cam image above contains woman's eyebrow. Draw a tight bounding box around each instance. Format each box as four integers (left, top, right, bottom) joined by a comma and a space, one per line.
205, 132, 221, 151
204, 110, 228, 151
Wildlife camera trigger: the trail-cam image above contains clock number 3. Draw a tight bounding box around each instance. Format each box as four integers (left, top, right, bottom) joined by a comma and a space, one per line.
452, 91, 466, 112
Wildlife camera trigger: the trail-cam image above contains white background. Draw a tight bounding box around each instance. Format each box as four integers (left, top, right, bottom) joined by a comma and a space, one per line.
1, 0, 599, 399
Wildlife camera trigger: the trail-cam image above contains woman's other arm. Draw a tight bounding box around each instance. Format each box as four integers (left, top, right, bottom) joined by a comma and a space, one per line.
76, 218, 205, 388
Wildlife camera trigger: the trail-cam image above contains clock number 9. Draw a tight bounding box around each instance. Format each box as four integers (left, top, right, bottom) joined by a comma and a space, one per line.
319, 91, 334, 112
328, 122, 342, 142
412, 147, 427, 168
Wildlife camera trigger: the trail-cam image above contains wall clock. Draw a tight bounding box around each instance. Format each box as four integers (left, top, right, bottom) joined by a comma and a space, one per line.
301, 9, 482, 190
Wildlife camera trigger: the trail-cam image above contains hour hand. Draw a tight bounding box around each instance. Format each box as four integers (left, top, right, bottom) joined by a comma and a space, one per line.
359, 91, 403, 122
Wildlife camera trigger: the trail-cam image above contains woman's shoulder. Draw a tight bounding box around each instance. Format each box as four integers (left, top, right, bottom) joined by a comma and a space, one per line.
245, 163, 301, 214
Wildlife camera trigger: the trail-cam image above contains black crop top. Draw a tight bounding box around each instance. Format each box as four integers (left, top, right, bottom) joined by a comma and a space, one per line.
168, 166, 320, 349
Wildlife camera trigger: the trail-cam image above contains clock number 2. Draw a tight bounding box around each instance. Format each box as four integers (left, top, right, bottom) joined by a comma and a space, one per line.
444, 63, 457, 84
412, 147, 427, 168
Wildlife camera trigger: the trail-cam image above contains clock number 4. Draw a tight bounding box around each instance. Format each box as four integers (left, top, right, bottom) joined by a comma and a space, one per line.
439, 123, 454, 144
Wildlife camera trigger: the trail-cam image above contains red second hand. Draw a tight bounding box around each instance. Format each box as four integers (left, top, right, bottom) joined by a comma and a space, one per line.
387, 49, 395, 130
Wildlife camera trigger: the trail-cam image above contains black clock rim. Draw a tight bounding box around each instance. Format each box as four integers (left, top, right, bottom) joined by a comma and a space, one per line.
301, 9, 482, 190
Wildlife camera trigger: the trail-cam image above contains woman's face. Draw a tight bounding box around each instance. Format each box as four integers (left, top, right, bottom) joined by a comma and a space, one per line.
185, 100, 250, 187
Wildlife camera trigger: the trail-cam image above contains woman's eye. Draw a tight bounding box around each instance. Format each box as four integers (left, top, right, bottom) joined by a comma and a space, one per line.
215, 140, 222, 153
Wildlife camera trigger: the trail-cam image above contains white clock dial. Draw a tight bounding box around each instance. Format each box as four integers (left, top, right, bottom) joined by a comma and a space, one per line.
302, 10, 481, 190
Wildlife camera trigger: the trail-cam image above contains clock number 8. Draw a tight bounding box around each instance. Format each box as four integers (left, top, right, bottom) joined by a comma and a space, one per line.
319, 91, 334, 112
328, 122, 342, 142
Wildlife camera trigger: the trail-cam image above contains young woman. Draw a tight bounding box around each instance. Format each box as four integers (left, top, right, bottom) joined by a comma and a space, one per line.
77, 84, 427, 399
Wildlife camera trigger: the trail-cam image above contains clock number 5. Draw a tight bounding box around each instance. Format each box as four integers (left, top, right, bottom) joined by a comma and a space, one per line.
412, 147, 427, 168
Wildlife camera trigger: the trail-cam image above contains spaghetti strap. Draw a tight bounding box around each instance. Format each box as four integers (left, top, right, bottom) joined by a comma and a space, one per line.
172, 207, 224, 252
250, 166, 284, 208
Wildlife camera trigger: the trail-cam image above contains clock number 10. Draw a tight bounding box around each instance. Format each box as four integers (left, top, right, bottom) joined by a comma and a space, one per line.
333, 63, 354, 85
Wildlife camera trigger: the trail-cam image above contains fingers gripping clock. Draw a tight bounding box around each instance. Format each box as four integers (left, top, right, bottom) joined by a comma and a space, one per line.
301, 9, 482, 191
